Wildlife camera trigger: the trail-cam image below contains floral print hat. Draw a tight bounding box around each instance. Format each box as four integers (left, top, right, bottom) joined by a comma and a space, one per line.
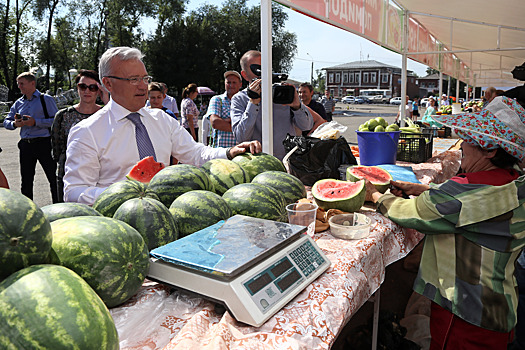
432, 96, 525, 161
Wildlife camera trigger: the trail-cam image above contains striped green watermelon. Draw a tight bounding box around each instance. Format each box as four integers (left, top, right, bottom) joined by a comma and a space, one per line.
231, 152, 286, 181
0, 188, 52, 281
51, 216, 150, 308
312, 179, 366, 212
41, 202, 103, 222
222, 183, 287, 222
0, 264, 119, 349
169, 190, 232, 237
201, 158, 249, 195
146, 164, 214, 207
113, 197, 179, 250
93, 179, 158, 217
251, 171, 307, 205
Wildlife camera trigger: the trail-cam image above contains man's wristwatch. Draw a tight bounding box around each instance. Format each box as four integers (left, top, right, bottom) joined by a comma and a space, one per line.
226, 147, 233, 160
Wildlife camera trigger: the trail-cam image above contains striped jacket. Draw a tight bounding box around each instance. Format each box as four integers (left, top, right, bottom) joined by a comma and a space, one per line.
377, 176, 525, 332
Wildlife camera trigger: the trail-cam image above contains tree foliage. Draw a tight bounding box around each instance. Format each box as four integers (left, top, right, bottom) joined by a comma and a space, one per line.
0, 0, 297, 102
145, 0, 297, 96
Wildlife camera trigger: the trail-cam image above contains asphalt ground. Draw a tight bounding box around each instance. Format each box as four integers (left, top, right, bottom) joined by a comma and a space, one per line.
0, 103, 402, 208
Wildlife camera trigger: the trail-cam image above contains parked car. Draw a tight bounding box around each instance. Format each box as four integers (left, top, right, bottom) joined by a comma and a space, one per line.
357, 96, 372, 104
389, 97, 402, 105
342, 96, 356, 104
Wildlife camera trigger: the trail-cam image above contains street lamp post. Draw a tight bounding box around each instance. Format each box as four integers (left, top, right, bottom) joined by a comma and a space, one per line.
307, 53, 314, 86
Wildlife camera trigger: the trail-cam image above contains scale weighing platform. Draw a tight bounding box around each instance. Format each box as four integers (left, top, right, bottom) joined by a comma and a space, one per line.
148, 214, 330, 327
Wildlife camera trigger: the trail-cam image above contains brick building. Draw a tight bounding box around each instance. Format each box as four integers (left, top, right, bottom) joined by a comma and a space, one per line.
323, 60, 419, 98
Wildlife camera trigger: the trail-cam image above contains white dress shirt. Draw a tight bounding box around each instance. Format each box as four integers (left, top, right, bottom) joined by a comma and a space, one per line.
64, 99, 226, 205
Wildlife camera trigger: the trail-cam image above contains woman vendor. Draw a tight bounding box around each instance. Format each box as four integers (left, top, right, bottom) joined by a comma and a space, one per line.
366, 96, 525, 349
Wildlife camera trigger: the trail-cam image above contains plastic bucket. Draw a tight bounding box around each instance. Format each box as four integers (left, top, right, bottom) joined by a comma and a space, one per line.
356, 131, 401, 165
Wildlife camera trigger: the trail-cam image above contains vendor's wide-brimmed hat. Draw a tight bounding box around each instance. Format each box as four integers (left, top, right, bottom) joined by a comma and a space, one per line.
432, 96, 525, 161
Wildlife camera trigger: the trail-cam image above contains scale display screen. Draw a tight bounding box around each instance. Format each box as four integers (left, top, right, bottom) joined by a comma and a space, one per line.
243, 239, 326, 314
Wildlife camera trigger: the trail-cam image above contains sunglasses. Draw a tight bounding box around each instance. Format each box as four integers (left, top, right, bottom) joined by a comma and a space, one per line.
77, 83, 99, 92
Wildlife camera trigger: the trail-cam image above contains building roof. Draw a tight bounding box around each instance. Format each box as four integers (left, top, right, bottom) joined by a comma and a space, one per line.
419, 73, 449, 80
323, 60, 400, 70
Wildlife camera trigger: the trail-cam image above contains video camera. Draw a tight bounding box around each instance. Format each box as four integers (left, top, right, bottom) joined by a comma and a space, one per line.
512, 63, 525, 81
247, 64, 296, 104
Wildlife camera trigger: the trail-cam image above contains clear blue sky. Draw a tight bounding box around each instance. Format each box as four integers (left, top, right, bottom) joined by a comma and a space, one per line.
142, 0, 430, 81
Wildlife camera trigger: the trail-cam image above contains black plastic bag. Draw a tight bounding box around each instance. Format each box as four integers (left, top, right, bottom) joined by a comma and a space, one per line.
283, 134, 357, 186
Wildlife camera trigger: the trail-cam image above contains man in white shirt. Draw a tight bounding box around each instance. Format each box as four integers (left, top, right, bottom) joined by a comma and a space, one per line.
64, 46, 260, 205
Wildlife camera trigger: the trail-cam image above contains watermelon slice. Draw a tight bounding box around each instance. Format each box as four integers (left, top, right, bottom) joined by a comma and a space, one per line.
126, 156, 165, 184
312, 179, 365, 213
346, 166, 392, 193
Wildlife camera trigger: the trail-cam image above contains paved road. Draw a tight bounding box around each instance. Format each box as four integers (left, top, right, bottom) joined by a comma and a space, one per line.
0, 103, 401, 208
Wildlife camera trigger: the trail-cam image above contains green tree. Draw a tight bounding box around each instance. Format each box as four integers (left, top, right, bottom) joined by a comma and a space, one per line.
33, 0, 61, 91
145, 0, 297, 97
4, 0, 32, 100
313, 69, 325, 93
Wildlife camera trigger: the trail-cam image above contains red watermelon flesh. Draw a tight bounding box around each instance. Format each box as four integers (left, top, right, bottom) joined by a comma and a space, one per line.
346, 166, 392, 193
127, 156, 165, 184
311, 179, 366, 212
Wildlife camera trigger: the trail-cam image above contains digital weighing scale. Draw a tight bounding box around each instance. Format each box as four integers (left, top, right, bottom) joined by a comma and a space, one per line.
148, 215, 330, 327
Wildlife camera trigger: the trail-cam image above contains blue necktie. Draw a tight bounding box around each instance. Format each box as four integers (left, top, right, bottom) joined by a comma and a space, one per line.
126, 113, 157, 161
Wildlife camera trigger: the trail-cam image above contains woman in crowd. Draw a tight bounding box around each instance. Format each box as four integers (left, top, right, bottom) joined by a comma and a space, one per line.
51, 69, 101, 202
366, 96, 525, 349
181, 83, 199, 141
421, 97, 440, 127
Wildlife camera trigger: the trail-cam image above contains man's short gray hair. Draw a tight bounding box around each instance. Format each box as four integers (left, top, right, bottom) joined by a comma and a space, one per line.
99, 47, 144, 85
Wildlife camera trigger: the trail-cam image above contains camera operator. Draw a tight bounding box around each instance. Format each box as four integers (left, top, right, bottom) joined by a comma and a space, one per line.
231, 50, 313, 160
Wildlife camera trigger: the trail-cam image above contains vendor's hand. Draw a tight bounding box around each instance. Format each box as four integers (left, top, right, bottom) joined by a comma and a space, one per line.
230, 140, 262, 157
365, 179, 381, 203
389, 180, 429, 197
21, 115, 35, 127
285, 83, 302, 110
248, 79, 261, 105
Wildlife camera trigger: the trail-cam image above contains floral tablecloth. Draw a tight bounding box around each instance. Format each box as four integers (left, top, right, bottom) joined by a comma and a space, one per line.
111, 150, 462, 350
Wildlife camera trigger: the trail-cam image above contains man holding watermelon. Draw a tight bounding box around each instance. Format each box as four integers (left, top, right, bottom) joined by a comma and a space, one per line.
63, 47, 260, 205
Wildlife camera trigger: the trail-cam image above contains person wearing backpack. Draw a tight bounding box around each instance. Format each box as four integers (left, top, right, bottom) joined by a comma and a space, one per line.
4, 72, 59, 203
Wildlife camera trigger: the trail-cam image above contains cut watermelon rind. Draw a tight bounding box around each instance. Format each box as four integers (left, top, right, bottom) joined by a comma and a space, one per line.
346, 166, 392, 193
312, 179, 366, 212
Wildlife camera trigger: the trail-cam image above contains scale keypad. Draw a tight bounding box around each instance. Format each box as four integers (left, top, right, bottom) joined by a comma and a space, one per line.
289, 241, 325, 277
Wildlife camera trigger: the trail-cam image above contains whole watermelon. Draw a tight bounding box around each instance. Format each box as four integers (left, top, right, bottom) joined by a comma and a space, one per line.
93, 179, 157, 217
146, 164, 214, 207
51, 216, 150, 308
231, 152, 286, 181
201, 158, 249, 195
113, 197, 179, 250
41, 202, 103, 222
223, 183, 287, 222
0, 264, 119, 349
251, 171, 307, 205
169, 190, 232, 237
0, 188, 52, 281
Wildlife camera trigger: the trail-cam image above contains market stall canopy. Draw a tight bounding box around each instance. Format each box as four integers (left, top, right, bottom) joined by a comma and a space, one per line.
197, 87, 216, 95
397, 0, 525, 87
276, 0, 525, 87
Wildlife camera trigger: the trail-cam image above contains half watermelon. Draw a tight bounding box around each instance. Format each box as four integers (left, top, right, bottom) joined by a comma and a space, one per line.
126, 156, 165, 184
346, 166, 392, 193
312, 179, 366, 212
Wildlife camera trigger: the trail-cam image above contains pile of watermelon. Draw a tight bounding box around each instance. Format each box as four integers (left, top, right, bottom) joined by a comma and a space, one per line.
0, 152, 313, 347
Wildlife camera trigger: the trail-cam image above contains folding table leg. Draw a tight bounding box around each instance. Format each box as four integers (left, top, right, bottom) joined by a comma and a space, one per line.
370, 288, 380, 350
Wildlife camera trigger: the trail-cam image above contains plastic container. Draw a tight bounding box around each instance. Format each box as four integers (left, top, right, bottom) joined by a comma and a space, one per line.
356, 131, 401, 166
329, 213, 372, 240
397, 132, 433, 163
338, 164, 351, 180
